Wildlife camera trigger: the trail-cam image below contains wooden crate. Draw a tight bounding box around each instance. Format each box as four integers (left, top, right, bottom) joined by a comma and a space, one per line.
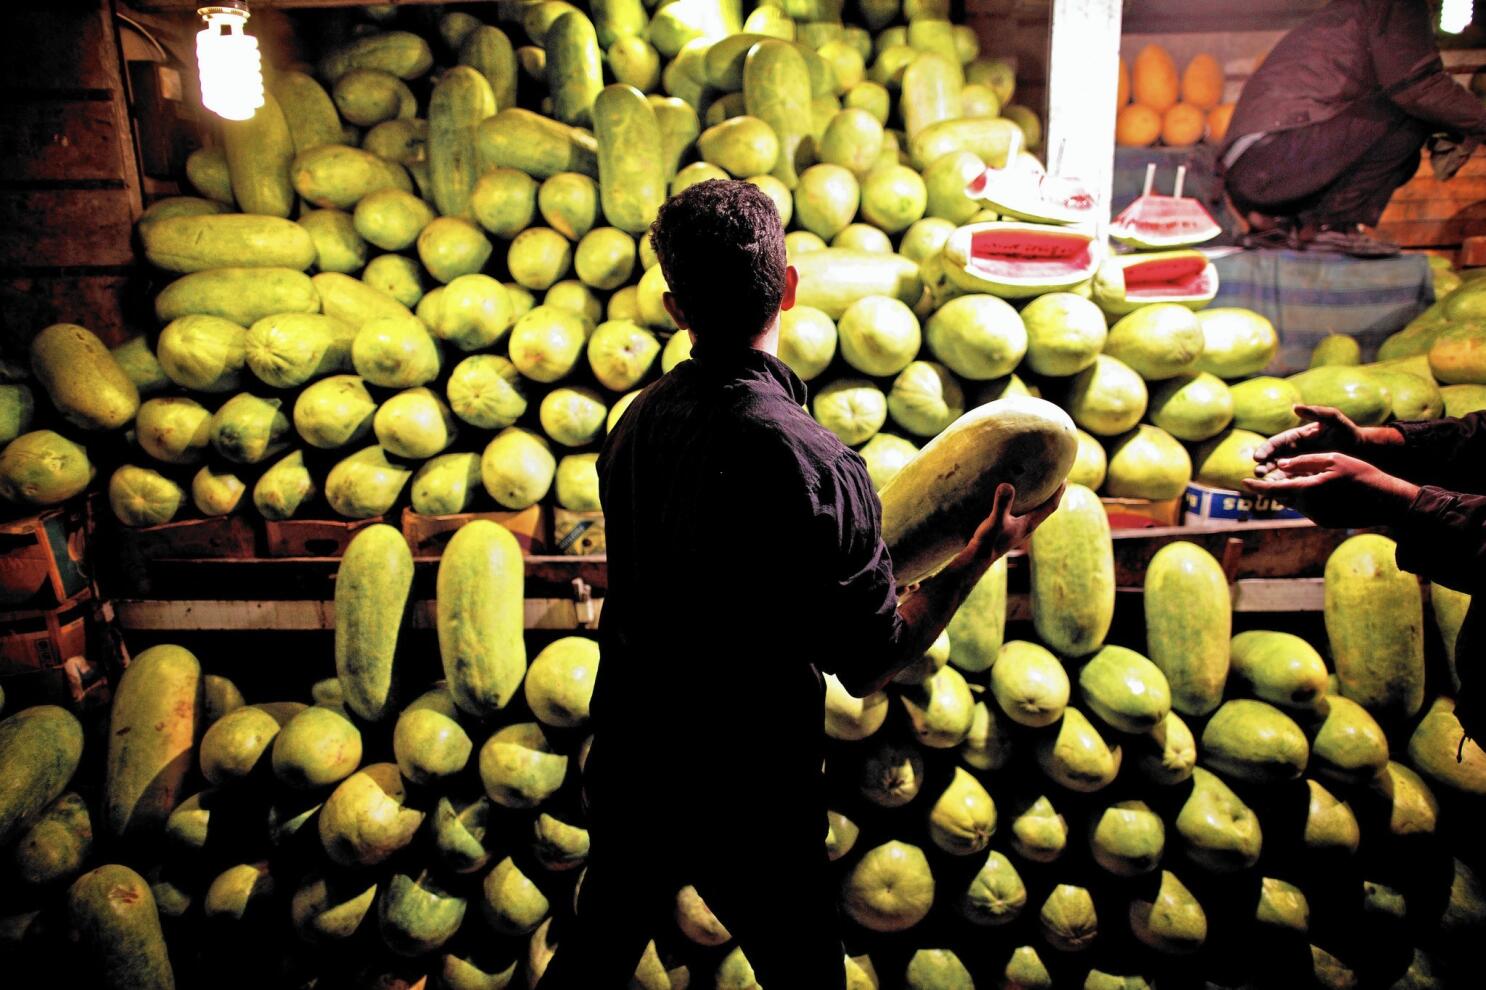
0, 503, 92, 609
263, 516, 387, 558
1102, 496, 1182, 530
116, 513, 259, 563
1462, 235, 1486, 268
401, 505, 549, 556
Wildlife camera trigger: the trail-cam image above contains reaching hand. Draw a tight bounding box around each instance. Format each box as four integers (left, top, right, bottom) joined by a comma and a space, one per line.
1242, 452, 1418, 529
1252, 405, 1366, 470
963, 482, 1066, 565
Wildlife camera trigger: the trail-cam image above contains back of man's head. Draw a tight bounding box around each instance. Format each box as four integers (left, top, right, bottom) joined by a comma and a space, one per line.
650, 179, 787, 349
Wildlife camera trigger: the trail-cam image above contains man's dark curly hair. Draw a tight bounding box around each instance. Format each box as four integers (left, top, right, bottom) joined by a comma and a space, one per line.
649, 179, 787, 349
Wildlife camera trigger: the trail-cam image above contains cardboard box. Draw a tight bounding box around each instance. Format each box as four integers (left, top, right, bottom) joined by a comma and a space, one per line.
0, 591, 114, 711
0, 591, 91, 676
116, 513, 258, 562
401, 505, 548, 556
0, 504, 90, 608
0, 653, 111, 712
1102, 496, 1182, 530
1183, 483, 1305, 525
552, 509, 605, 555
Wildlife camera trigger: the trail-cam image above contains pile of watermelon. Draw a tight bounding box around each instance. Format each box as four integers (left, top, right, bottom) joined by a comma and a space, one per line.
2, 1, 1483, 530
1, 1, 1486, 987
3, 494, 1486, 987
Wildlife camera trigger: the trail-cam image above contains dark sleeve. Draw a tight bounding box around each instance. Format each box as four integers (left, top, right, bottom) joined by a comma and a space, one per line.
808, 450, 908, 695
1394, 485, 1486, 592
1385, 412, 1486, 492
1372, 0, 1486, 136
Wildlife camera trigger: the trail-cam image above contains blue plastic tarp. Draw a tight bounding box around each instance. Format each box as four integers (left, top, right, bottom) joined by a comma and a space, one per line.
1209, 249, 1435, 373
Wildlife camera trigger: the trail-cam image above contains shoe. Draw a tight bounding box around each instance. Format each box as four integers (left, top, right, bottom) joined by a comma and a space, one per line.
1304, 225, 1401, 258
1240, 226, 1302, 250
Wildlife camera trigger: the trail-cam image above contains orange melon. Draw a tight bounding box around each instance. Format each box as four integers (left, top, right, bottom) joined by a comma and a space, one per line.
1133, 44, 1179, 113
1116, 104, 1162, 148
1182, 53, 1224, 111
1162, 103, 1206, 146
1118, 58, 1131, 108
1208, 103, 1236, 144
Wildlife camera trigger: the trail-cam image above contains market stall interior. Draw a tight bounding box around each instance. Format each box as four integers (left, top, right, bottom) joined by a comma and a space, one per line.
2, 0, 1486, 988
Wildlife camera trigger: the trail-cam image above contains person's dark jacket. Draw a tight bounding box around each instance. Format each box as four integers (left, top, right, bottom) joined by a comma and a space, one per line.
1223, 0, 1486, 158
586, 344, 908, 845
1382, 412, 1486, 740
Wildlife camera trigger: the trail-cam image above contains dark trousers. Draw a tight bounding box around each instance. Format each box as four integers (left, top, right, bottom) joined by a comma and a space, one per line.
1225, 99, 1430, 228
533, 748, 847, 989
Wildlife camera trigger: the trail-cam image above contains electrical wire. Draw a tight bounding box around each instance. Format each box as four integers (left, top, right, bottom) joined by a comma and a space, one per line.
115, 12, 171, 63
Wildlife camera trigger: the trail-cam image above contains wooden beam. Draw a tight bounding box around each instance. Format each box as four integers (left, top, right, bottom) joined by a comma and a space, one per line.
1120, 0, 1326, 35
1046, 0, 1121, 237
114, 596, 606, 631
114, 573, 1328, 635
1230, 577, 1325, 613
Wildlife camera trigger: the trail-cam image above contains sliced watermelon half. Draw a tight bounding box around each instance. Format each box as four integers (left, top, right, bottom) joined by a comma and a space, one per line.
965, 164, 1098, 226
1110, 194, 1222, 249
1092, 249, 1219, 316
943, 222, 1102, 299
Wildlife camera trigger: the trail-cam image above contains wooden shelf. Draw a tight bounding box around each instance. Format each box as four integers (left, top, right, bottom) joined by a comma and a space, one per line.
115, 595, 601, 632
107, 553, 608, 600
108, 519, 1342, 632
112, 575, 1323, 634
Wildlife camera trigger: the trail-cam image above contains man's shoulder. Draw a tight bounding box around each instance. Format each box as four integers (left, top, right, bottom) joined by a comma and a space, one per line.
736, 398, 867, 488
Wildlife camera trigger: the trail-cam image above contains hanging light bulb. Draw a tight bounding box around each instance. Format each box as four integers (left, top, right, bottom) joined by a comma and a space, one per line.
1442, 0, 1473, 35
197, 3, 264, 121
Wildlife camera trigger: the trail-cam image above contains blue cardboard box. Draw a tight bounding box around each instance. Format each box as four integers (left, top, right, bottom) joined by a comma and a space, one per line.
1183, 483, 1304, 525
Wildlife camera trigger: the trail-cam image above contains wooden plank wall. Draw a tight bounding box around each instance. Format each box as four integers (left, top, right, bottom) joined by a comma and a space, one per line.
967, 0, 1050, 126
1377, 49, 1486, 259
0, 0, 144, 359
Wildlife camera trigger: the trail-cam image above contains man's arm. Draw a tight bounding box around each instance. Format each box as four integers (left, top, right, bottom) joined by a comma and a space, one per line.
1243, 451, 1419, 530
1372, 0, 1486, 137
1244, 451, 1486, 592
1395, 486, 1486, 592
817, 452, 1062, 698
1255, 406, 1486, 494
1388, 413, 1486, 493
856, 490, 1054, 695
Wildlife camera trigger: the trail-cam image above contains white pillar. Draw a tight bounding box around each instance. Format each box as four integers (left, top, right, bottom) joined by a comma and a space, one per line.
1046, 0, 1123, 239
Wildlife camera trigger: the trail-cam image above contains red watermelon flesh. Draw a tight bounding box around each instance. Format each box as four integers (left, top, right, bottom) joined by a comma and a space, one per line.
1111, 194, 1221, 248
967, 227, 1098, 283
1122, 253, 1217, 301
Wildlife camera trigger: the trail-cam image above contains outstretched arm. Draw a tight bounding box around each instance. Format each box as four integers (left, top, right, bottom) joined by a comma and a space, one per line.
830, 480, 1063, 698
1244, 452, 1486, 592
1252, 405, 1404, 467
1372, 0, 1486, 137
1244, 451, 1418, 529
1255, 406, 1486, 494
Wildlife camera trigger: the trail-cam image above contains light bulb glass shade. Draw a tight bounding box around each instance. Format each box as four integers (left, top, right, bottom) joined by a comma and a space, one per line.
197, 9, 264, 121
1442, 0, 1473, 34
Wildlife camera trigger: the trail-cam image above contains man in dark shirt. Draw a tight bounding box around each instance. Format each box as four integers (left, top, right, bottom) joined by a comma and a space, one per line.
534, 180, 1061, 988
1221, 0, 1486, 256
1245, 404, 1485, 741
